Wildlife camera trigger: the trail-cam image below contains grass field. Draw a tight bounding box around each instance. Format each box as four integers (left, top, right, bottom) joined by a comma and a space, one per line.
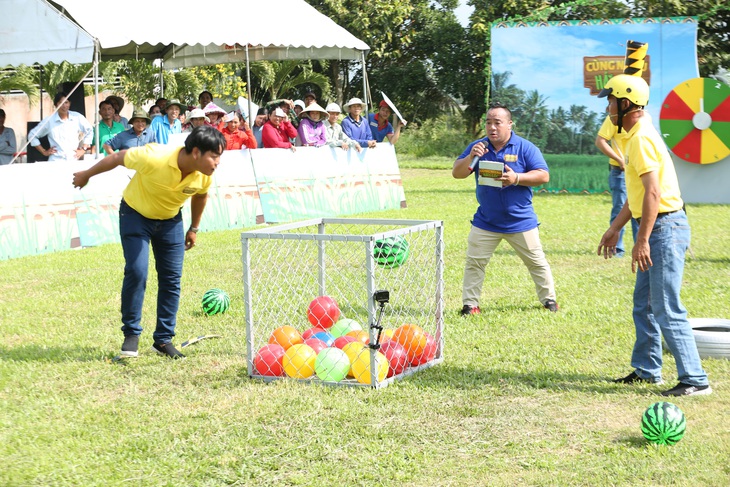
399, 153, 612, 193
2, 167, 729, 486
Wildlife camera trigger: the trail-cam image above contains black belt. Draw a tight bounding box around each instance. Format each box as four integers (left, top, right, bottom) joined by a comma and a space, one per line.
609, 164, 624, 171
636, 209, 680, 225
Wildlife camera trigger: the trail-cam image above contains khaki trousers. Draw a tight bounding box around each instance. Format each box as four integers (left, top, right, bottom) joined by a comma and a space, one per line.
462, 225, 556, 306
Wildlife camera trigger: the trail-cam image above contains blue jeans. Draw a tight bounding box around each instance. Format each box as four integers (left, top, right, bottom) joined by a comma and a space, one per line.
631, 210, 708, 385
119, 200, 185, 344
608, 166, 639, 254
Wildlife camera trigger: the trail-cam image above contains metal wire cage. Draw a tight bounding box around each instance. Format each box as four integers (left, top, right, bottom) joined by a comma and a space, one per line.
241, 218, 444, 388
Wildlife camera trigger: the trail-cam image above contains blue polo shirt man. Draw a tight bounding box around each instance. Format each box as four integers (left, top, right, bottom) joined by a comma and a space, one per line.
452, 102, 558, 315
150, 99, 184, 144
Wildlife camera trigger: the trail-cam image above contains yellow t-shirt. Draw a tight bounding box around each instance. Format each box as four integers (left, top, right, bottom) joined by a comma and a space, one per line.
122, 144, 212, 220
624, 116, 684, 219
597, 115, 631, 167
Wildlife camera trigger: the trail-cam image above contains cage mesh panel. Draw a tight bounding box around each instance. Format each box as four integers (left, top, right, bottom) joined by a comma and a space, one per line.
244, 220, 443, 387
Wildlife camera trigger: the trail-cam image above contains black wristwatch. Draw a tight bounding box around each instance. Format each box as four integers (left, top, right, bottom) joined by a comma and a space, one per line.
188, 226, 199, 233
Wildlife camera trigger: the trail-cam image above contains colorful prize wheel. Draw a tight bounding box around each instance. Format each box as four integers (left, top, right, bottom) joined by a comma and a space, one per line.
659, 77, 730, 164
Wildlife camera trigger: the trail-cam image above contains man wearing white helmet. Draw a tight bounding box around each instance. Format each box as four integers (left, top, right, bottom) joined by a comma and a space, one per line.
323, 103, 361, 152
597, 74, 711, 397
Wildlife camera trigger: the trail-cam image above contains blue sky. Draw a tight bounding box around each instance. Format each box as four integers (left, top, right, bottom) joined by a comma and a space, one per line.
491, 21, 699, 124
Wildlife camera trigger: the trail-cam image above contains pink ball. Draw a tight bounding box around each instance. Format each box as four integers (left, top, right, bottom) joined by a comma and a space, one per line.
380, 340, 408, 378
302, 326, 327, 340
333, 335, 358, 350
303, 337, 328, 355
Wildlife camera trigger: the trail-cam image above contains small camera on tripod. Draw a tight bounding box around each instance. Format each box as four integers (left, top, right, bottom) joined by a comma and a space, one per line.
373, 290, 390, 305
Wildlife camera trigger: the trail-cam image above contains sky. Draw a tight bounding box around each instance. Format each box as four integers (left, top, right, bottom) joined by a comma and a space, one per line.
490, 21, 700, 125
455, 0, 474, 27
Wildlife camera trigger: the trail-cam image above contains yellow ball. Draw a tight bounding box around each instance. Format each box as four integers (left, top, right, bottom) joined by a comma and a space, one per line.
342, 341, 366, 378
282, 344, 317, 379
350, 348, 388, 385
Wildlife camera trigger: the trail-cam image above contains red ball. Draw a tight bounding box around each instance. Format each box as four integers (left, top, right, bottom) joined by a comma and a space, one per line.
302, 326, 327, 340
303, 337, 328, 355
410, 332, 437, 366
380, 340, 408, 378
333, 335, 358, 349
307, 296, 341, 328
253, 344, 286, 377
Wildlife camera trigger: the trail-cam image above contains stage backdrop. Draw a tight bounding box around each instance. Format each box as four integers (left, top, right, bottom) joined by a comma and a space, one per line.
491, 17, 730, 203
0, 145, 405, 260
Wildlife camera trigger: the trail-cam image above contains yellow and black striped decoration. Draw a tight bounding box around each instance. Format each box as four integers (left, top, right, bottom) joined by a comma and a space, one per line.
624, 40, 649, 76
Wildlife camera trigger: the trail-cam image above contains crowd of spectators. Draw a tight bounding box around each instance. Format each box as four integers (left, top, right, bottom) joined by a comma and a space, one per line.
2, 89, 406, 162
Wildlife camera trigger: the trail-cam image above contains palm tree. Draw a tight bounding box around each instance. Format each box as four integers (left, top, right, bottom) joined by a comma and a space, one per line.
249, 60, 330, 104
0, 65, 39, 104
519, 90, 549, 141
568, 105, 587, 152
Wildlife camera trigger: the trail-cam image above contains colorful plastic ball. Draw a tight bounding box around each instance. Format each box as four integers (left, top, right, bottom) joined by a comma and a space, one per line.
314, 348, 351, 382
201, 288, 230, 315
350, 348, 389, 385
307, 296, 341, 328
330, 318, 362, 338
642, 402, 687, 445
381, 328, 395, 342
392, 323, 428, 363
380, 340, 408, 378
346, 330, 370, 345
303, 337, 328, 355
410, 332, 437, 366
302, 326, 327, 340
342, 341, 367, 377
269, 325, 303, 350
311, 331, 335, 347
333, 335, 358, 349
282, 344, 317, 379
373, 236, 410, 268
253, 344, 286, 377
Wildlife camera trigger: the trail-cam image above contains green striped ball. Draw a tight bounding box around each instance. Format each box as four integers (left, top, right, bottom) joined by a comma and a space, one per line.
202, 288, 230, 316
373, 236, 410, 268
641, 401, 686, 445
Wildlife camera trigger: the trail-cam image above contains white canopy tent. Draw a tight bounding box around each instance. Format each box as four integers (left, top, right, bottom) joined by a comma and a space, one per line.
0, 0, 95, 66
53, 0, 369, 66
54, 0, 371, 129
2, 0, 370, 156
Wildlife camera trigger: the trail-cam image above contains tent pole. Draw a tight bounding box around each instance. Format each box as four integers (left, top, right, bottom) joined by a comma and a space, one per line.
245, 45, 253, 124
159, 61, 164, 97
361, 51, 369, 115
94, 40, 100, 156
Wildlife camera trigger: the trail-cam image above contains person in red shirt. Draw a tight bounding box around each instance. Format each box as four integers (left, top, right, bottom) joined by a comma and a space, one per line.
261, 108, 297, 149
221, 112, 257, 150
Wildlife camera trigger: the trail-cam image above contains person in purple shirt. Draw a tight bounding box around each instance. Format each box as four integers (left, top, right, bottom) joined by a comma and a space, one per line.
340, 97, 376, 149
296, 103, 328, 147
452, 102, 558, 316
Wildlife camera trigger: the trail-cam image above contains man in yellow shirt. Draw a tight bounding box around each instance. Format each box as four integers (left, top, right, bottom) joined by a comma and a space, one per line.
595, 114, 639, 257
597, 75, 711, 396
72, 126, 226, 359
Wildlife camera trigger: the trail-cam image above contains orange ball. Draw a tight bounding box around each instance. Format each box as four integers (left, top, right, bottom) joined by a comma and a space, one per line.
345, 330, 370, 345
392, 324, 428, 363
269, 325, 303, 350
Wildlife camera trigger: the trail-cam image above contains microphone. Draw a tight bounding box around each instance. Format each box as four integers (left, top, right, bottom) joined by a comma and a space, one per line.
468, 156, 479, 172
